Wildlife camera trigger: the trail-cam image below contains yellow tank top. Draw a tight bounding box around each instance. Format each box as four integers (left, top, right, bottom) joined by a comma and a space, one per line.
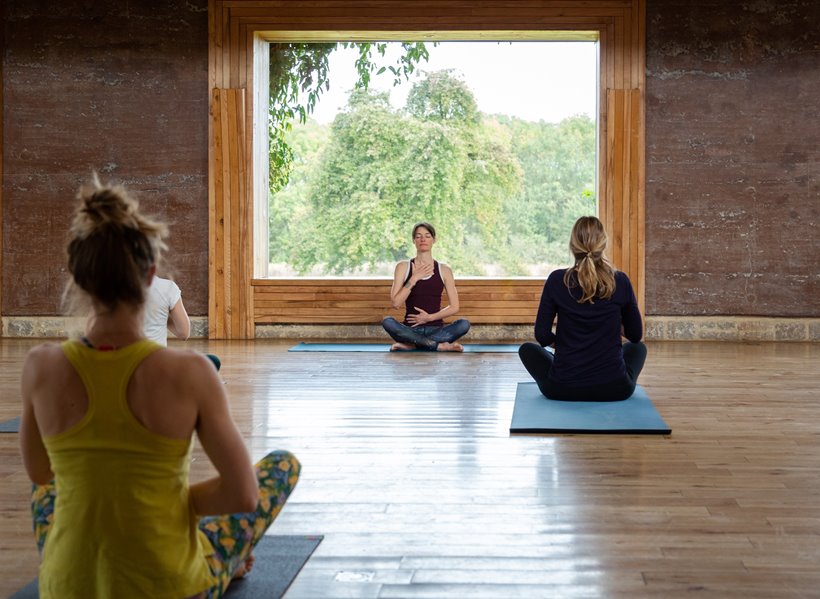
39, 339, 216, 599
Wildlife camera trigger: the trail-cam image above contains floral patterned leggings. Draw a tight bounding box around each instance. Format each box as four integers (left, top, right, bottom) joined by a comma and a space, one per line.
31, 450, 301, 598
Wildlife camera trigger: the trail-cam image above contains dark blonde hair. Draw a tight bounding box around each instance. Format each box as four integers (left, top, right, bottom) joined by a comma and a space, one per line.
563, 216, 616, 303
412, 222, 436, 239
65, 176, 167, 311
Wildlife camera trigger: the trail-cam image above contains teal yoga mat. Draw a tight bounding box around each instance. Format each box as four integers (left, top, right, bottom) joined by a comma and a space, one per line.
510, 382, 671, 434
289, 342, 520, 352
10, 534, 322, 599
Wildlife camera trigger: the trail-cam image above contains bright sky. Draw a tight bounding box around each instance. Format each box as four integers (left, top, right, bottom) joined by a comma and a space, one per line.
307, 41, 599, 125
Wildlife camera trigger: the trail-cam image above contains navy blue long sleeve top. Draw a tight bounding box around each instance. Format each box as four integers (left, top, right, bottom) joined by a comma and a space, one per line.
534, 269, 643, 385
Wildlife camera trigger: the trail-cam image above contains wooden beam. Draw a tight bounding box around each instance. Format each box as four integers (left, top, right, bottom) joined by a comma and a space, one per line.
211, 87, 254, 338
605, 87, 644, 314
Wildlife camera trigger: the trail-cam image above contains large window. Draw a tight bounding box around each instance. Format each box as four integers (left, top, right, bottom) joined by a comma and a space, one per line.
209, 2, 645, 337
266, 40, 598, 278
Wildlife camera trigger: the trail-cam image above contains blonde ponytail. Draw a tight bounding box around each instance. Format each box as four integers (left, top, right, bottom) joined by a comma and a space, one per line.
563, 216, 616, 303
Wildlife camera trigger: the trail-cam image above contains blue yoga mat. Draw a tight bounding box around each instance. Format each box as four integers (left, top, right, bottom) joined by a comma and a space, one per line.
510, 382, 671, 434
289, 342, 520, 352
10, 534, 322, 598
0, 416, 20, 433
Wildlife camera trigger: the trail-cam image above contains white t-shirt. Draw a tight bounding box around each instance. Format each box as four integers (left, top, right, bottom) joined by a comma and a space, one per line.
144, 277, 182, 346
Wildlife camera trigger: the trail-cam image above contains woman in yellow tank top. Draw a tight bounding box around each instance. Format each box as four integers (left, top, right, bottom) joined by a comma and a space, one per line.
19, 177, 300, 598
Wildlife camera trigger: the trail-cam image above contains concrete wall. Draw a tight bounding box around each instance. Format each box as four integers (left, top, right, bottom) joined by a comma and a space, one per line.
1, 0, 209, 316
646, 0, 819, 316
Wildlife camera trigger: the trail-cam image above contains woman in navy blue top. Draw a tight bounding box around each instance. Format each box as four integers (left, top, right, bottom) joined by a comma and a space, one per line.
519, 216, 647, 401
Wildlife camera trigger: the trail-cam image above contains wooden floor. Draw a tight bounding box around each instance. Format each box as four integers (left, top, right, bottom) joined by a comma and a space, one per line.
1, 339, 819, 598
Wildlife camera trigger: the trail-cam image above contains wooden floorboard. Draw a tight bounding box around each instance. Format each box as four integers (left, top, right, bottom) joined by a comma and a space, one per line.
0, 339, 818, 598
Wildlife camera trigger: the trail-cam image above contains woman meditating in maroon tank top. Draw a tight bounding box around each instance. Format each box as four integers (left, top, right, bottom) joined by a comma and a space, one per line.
382, 222, 470, 351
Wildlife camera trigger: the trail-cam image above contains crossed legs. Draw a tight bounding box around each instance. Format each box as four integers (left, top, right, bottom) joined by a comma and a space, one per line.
382, 317, 471, 352
199, 450, 300, 597
518, 341, 647, 401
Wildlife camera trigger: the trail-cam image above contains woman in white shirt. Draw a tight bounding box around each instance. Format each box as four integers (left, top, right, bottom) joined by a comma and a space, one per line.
144, 276, 189, 345
144, 276, 221, 370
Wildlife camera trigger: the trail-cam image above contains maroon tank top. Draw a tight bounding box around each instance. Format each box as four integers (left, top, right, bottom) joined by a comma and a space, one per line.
403, 259, 444, 327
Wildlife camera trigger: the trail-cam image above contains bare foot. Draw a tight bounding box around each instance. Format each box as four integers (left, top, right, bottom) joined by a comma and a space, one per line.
436, 342, 464, 352
232, 553, 255, 579
390, 342, 415, 351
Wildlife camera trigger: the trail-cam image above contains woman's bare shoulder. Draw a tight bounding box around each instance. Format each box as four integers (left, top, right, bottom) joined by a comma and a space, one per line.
136, 347, 220, 404
21, 342, 77, 400
143, 346, 213, 376
438, 262, 456, 277
24, 341, 67, 368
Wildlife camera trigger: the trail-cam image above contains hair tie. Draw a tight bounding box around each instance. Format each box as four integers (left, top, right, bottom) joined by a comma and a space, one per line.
586, 252, 593, 259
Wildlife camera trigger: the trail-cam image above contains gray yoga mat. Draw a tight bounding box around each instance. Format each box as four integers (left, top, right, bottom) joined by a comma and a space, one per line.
510, 382, 671, 434
0, 416, 20, 433
10, 534, 322, 598
289, 342, 520, 352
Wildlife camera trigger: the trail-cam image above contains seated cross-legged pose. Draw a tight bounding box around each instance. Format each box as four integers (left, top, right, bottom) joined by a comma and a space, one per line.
19, 177, 300, 598
518, 216, 647, 401
382, 222, 470, 352
145, 274, 222, 371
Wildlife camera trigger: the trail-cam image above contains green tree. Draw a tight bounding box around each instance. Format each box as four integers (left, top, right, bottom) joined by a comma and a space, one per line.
284, 89, 466, 273
280, 71, 522, 275
406, 69, 480, 124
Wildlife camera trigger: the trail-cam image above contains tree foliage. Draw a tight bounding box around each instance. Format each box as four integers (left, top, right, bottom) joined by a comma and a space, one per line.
406, 69, 480, 124
269, 68, 596, 276
275, 72, 520, 274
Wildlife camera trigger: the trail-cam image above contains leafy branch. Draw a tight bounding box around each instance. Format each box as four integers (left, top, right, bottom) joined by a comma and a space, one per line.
269, 41, 433, 193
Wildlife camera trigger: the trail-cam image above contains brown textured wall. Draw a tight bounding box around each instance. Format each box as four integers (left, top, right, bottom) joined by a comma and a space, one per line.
646, 0, 820, 316
2, 0, 209, 316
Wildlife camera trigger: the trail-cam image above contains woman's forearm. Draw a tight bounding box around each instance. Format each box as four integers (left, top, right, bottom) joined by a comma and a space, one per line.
190, 476, 258, 515
391, 284, 413, 309
420, 303, 458, 324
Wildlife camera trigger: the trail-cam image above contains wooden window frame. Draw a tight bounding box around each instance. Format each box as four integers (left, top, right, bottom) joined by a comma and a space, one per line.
209, 0, 645, 339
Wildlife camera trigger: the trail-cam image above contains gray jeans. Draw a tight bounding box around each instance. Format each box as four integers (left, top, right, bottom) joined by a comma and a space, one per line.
382, 317, 470, 350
